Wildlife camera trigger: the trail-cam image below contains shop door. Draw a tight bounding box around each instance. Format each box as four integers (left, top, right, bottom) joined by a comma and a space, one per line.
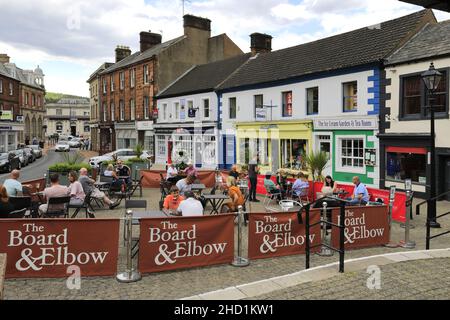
168, 140, 173, 165
317, 135, 332, 177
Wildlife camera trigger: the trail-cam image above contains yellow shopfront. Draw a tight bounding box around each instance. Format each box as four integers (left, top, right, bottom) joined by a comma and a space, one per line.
236, 121, 313, 173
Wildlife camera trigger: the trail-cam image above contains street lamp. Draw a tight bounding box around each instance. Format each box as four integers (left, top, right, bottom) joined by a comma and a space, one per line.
421, 63, 443, 229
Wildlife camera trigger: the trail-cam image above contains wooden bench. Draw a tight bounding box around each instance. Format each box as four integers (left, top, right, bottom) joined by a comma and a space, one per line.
0, 253, 6, 300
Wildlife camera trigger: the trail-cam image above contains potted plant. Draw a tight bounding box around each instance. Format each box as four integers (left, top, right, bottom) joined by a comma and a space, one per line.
48, 152, 91, 186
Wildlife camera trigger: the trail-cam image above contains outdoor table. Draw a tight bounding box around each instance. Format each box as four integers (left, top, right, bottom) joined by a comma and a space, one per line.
191, 184, 206, 191
203, 194, 229, 215
132, 211, 168, 225
30, 192, 45, 204
0, 253, 6, 300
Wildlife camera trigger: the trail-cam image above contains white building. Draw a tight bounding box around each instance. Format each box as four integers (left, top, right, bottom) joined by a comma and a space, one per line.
155, 54, 251, 169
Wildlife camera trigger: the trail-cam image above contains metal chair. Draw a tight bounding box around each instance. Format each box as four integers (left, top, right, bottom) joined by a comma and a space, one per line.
41, 196, 71, 218
69, 191, 95, 218
9, 196, 32, 216
8, 208, 28, 219
129, 176, 144, 198
263, 186, 281, 212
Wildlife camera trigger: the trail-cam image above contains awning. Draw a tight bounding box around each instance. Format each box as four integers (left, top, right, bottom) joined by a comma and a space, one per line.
386, 146, 427, 155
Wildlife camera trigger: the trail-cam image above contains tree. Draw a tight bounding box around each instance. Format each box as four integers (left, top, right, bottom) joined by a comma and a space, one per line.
304, 151, 329, 182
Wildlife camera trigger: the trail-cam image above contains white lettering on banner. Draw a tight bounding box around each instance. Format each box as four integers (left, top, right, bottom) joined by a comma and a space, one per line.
7, 223, 110, 273
149, 222, 228, 266
337, 210, 385, 244
255, 216, 315, 254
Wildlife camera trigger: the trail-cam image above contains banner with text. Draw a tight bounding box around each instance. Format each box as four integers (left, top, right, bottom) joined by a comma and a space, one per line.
0, 219, 120, 279
331, 206, 389, 250
138, 215, 235, 273
248, 211, 322, 260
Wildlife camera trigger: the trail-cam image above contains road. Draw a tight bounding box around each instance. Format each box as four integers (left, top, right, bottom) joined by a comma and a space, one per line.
0, 150, 79, 184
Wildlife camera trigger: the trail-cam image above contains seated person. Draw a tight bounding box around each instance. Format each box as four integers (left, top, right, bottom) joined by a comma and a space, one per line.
224, 177, 245, 212
68, 171, 85, 206
176, 191, 204, 217
347, 176, 370, 206
105, 164, 126, 192
166, 163, 179, 184
116, 160, 132, 186
292, 173, 310, 198
39, 174, 70, 215
104, 164, 116, 177
264, 172, 285, 200
176, 174, 196, 196
229, 165, 240, 180
79, 168, 119, 210
163, 186, 185, 215
3, 170, 23, 197
183, 162, 198, 179
321, 175, 338, 196
0, 185, 16, 218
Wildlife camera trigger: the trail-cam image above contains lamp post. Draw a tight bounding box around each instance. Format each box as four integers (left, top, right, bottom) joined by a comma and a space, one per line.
421, 63, 442, 229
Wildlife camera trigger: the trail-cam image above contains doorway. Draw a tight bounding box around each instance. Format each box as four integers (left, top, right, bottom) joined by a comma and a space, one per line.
442, 157, 450, 201
71, 125, 77, 137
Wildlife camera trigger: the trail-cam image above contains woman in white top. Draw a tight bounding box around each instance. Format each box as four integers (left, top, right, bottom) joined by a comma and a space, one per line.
104, 164, 116, 177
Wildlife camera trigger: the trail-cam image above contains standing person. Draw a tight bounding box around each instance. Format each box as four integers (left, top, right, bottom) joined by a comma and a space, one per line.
347, 176, 370, 206
248, 159, 260, 202
85, 138, 90, 151
0, 185, 16, 218
39, 174, 70, 215
3, 170, 23, 197
79, 168, 119, 209
68, 171, 85, 206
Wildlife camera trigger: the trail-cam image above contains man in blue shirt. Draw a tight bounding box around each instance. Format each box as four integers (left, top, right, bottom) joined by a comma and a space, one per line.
3, 170, 23, 197
347, 176, 370, 206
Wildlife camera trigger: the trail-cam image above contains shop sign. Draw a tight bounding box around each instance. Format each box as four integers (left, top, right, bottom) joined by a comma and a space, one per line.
314, 118, 378, 130
0, 110, 13, 121
256, 109, 267, 121
136, 121, 154, 131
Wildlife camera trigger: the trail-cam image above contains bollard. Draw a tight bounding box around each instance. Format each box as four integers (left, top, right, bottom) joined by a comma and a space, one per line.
318, 201, 333, 256
232, 206, 250, 267
384, 186, 399, 248
400, 191, 416, 249
117, 210, 142, 283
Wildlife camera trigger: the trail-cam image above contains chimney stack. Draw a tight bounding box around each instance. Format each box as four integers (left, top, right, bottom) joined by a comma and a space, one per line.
0, 53, 10, 64
115, 46, 131, 63
183, 14, 211, 37
250, 33, 272, 56
140, 31, 162, 52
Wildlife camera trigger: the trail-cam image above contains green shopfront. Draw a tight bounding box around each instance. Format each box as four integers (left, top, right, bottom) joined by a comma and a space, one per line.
313, 117, 380, 187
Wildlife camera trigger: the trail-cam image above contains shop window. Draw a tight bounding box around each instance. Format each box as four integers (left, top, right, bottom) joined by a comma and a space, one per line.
282, 91, 293, 117
239, 138, 268, 166
343, 81, 358, 112
339, 138, 364, 169
386, 152, 427, 184
281, 139, 307, 169
400, 70, 448, 119
84, 123, 90, 133
157, 135, 166, 158
229, 97, 237, 119
307, 87, 319, 115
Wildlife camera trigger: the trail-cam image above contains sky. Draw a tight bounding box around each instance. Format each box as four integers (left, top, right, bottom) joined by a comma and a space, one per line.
0, 0, 449, 97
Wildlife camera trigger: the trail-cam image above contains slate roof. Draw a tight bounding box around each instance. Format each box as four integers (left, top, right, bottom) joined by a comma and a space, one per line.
100, 36, 185, 75
0, 63, 43, 90
157, 53, 252, 99
218, 9, 433, 91
0, 63, 13, 79
400, 0, 450, 12
386, 20, 450, 65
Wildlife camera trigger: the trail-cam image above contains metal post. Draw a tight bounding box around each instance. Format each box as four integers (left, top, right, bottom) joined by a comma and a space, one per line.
385, 186, 399, 248
318, 201, 333, 256
117, 210, 142, 283
232, 206, 250, 267
400, 191, 416, 249
428, 94, 440, 228
339, 201, 345, 273
305, 205, 310, 270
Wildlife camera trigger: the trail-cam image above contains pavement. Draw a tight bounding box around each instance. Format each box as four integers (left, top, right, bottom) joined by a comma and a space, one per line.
2, 189, 450, 300
0, 254, 5, 300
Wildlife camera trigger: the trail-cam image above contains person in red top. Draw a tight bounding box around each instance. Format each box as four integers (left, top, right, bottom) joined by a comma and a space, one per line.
163, 186, 185, 215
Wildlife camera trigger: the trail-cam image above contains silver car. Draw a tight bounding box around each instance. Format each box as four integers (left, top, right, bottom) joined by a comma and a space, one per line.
28, 145, 43, 158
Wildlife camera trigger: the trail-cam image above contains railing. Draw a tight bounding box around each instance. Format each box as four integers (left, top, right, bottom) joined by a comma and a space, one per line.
416, 190, 450, 217
426, 210, 450, 250
298, 196, 349, 273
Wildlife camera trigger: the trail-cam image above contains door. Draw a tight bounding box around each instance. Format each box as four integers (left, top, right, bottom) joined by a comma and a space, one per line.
446, 158, 450, 201
317, 134, 332, 177
168, 140, 173, 165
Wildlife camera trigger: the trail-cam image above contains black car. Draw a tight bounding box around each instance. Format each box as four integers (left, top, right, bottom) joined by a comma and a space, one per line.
0, 152, 21, 173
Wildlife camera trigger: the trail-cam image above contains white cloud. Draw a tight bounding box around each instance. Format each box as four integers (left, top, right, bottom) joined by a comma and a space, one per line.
1, 0, 450, 96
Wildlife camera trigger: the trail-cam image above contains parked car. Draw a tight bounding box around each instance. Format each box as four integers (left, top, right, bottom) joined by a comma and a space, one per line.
14, 149, 28, 167
23, 147, 36, 163
68, 138, 82, 148
89, 149, 150, 168
0, 153, 20, 173
27, 145, 43, 159
55, 141, 70, 152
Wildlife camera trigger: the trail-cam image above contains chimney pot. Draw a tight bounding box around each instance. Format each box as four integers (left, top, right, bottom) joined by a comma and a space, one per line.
0, 53, 10, 64
250, 33, 272, 56
183, 14, 211, 35
115, 46, 131, 63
